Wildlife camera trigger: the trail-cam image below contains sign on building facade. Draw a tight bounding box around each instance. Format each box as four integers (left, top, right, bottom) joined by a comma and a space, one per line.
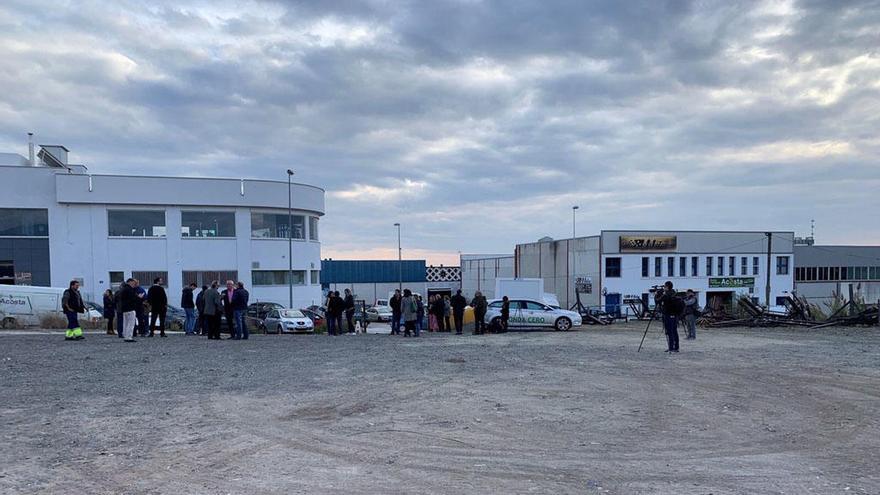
708, 277, 755, 288
619, 235, 677, 252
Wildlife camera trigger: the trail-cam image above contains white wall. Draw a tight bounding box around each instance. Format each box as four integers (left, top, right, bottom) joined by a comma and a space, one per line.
460, 255, 514, 299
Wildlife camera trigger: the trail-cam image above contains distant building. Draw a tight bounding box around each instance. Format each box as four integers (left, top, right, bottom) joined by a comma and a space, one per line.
321, 259, 461, 303
794, 245, 880, 307
459, 254, 515, 299
0, 138, 324, 307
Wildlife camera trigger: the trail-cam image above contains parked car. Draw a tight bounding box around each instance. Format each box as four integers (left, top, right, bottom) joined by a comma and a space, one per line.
485, 298, 582, 331
300, 308, 325, 328
365, 305, 393, 322
263, 309, 314, 334
84, 301, 103, 322
246, 301, 284, 328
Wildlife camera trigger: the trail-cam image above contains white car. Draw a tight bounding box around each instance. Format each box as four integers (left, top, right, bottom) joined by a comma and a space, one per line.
365, 306, 393, 322
485, 298, 582, 331
263, 309, 314, 334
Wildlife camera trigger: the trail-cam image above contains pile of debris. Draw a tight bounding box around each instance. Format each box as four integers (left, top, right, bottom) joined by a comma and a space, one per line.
700, 295, 878, 329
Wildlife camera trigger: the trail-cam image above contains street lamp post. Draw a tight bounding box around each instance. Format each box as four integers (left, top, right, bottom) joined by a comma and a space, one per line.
287, 169, 294, 308
572, 205, 579, 238
394, 223, 402, 292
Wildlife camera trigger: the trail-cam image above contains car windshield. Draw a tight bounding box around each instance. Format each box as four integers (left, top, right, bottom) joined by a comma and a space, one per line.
281, 310, 304, 318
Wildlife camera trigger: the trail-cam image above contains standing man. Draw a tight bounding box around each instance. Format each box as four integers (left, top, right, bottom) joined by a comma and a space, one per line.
655, 281, 682, 353
470, 291, 487, 335
415, 295, 425, 335
451, 290, 467, 335
195, 285, 207, 335
203, 281, 223, 340
401, 289, 418, 337
683, 289, 699, 340
221, 280, 236, 339
102, 288, 116, 336
343, 289, 355, 334
232, 281, 250, 340
389, 289, 402, 336
119, 278, 139, 343
114, 286, 124, 338
432, 295, 446, 332
325, 292, 337, 336
181, 282, 197, 335
134, 280, 148, 337
499, 296, 511, 333
62, 280, 85, 341
147, 277, 168, 337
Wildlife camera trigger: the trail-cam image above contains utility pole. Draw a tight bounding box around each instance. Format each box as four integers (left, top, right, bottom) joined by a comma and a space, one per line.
765, 232, 772, 307
287, 169, 294, 308
572, 205, 579, 238
394, 223, 402, 292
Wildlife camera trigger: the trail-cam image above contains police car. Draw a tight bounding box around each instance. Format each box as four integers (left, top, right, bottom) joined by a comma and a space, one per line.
485, 298, 582, 331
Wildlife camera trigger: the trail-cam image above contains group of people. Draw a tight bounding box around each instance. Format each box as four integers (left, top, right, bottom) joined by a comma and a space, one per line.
97, 278, 250, 342
324, 289, 356, 335
654, 281, 700, 353
385, 289, 498, 337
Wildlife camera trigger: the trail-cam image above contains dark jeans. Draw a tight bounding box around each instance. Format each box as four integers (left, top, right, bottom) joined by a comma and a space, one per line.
136, 311, 148, 336
474, 312, 485, 334
327, 313, 337, 335
436, 313, 445, 332
150, 308, 166, 335
206, 314, 221, 339
391, 313, 401, 334
234, 309, 248, 339
106, 316, 114, 334
663, 314, 679, 351
404, 320, 416, 336
224, 309, 235, 337
345, 309, 355, 333
65, 311, 78, 329
453, 311, 464, 334
116, 313, 123, 337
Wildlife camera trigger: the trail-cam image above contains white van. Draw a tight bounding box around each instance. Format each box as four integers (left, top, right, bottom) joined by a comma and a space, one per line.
0, 286, 66, 327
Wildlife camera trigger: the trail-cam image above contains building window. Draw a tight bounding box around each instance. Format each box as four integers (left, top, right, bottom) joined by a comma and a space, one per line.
795, 267, 804, 281
706, 257, 713, 276
870, 267, 879, 280
251, 212, 305, 239
0, 208, 49, 236
775, 296, 788, 306
309, 217, 319, 241
641, 257, 649, 277
605, 257, 621, 278
655, 257, 662, 277
181, 211, 235, 237
691, 256, 698, 277
830, 266, 840, 280
729, 257, 735, 277
108, 210, 166, 237
753, 257, 759, 276
741, 257, 747, 276
131, 271, 168, 286
310, 270, 320, 285
808, 267, 817, 281
252, 270, 306, 286
667, 257, 675, 277
776, 256, 790, 275
680, 257, 687, 277
109, 271, 124, 289
717, 257, 724, 276
182, 270, 239, 287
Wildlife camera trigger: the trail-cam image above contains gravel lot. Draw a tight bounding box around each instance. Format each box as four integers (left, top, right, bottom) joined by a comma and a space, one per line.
2, 323, 878, 494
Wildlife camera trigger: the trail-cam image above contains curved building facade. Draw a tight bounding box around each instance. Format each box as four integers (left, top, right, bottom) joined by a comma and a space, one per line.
1, 147, 324, 308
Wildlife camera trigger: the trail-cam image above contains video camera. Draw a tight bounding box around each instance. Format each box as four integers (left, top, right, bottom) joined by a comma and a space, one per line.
648, 285, 666, 293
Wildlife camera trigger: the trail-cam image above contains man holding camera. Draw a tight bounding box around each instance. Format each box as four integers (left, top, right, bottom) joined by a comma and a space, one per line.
654, 281, 682, 353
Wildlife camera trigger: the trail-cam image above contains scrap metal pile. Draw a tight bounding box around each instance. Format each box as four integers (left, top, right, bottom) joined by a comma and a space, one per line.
700, 294, 879, 329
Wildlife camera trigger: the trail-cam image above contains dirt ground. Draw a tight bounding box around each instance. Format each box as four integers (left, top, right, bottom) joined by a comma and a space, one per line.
1, 322, 878, 494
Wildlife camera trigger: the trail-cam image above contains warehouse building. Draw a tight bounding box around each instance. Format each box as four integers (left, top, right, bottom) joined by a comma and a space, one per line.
321, 259, 461, 305
459, 254, 515, 300
0, 139, 324, 307
793, 245, 880, 307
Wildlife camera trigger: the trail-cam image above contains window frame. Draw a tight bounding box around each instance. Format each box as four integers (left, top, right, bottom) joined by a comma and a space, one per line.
108, 209, 167, 238
605, 257, 622, 278
180, 210, 236, 238
776, 256, 790, 275
250, 211, 306, 240
0, 208, 49, 237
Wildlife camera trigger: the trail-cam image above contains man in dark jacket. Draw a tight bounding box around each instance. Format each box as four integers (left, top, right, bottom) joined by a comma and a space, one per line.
181, 283, 196, 334
62, 280, 85, 341
451, 290, 467, 335
203, 281, 223, 340
232, 281, 250, 339
470, 291, 487, 335
655, 281, 681, 353
195, 285, 207, 335
389, 289, 402, 335
135, 281, 148, 337
499, 296, 511, 333
147, 277, 168, 337
120, 278, 140, 342
343, 289, 355, 334
431, 295, 446, 332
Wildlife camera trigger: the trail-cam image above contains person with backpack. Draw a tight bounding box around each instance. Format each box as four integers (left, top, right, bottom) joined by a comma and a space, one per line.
683, 289, 699, 340
655, 281, 682, 353
401, 289, 419, 337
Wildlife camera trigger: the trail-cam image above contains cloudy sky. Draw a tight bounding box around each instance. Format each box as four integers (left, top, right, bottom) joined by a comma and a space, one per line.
1, 0, 878, 264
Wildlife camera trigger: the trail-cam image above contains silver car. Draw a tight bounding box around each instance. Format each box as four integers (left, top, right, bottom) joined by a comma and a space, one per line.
263, 309, 315, 334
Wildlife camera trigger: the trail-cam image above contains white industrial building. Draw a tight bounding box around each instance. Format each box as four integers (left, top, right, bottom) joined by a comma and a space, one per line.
0, 139, 324, 308
793, 245, 880, 307
463, 230, 797, 315
459, 254, 515, 300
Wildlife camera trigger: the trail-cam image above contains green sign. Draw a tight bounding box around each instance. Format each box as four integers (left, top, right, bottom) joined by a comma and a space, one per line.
708, 277, 755, 288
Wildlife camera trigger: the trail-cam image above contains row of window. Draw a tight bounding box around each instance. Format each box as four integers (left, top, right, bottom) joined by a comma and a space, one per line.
109, 270, 321, 287
0, 209, 49, 236
604, 255, 791, 278
795, 266, 880, 282
106, 210, 319, 240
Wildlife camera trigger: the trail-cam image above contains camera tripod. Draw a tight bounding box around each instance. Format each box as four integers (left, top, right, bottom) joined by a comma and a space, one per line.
637, 307, 660, 353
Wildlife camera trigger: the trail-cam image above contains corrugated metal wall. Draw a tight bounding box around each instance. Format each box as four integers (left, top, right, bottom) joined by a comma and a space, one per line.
321, 260, 427, 284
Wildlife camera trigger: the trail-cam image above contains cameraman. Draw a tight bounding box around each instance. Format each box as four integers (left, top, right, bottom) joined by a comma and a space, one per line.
654, 281, 681, 353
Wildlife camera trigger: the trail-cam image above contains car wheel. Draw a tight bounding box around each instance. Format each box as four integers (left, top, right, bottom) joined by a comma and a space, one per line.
555, 317, 572, 332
